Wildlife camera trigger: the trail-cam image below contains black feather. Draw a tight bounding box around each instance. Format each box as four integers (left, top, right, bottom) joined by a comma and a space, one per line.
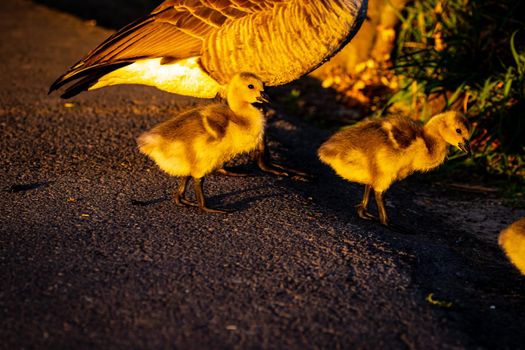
49, 62, 133, 96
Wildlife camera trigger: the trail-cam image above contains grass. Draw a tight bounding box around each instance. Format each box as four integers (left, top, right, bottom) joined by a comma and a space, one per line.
389, 0, 525, 183
38, 0, 524, 194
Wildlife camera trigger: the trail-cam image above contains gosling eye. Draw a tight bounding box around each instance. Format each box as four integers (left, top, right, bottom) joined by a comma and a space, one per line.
456, 128, 462, 134
248, 84, 254, 89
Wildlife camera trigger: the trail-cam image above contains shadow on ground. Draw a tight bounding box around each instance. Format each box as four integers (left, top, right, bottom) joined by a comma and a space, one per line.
1, 1, 523, 349
33, 0, 161, 28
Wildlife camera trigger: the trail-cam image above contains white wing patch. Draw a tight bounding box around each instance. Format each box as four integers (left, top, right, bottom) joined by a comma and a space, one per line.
90, 57, 222, 98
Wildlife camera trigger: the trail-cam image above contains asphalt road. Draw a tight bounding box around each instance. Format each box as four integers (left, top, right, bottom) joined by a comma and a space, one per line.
1, 1, 525, 349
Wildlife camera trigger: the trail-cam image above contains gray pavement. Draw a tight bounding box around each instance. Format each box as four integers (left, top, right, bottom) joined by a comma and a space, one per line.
1, 0, 525, 349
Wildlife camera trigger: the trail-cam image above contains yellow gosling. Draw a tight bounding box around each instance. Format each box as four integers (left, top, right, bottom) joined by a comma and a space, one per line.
138, 73, 268, 213
499, 217, 525, 275
48, 1, 368, 179
318, 111, 471, 226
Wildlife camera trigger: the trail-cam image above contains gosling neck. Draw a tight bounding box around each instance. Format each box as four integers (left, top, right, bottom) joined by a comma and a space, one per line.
421, 119, 449, 167
226, 89, 259, 117
227, 99, 255, 116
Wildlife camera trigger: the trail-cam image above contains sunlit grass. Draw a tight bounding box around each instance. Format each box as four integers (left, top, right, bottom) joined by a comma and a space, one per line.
390, 0, 525, 180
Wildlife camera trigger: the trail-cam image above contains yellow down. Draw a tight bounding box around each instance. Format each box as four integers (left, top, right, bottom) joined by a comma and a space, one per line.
499, 217, 525, 275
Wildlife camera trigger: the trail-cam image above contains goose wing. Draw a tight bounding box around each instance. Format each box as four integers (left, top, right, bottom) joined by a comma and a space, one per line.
49, 0, 289, 94
50, 0, 366, 96
204, 0, 368, 86
73, 0, 288, 67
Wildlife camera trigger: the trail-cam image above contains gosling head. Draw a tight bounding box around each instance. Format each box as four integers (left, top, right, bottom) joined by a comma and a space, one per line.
434, 111, 472, 155
227, 72, 269, 106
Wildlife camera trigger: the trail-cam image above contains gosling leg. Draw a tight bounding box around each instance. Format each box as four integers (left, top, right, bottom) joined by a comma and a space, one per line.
255, 138, 311, 180
356, 185, 375, 220
193, 177, 230, 214
174, 176, 198, 207
374, 190, 389, 226
214, 139, 288, 177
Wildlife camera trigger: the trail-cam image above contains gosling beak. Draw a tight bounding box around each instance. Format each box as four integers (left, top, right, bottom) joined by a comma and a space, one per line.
256, 91, 270, 103
458, 139, 471, 156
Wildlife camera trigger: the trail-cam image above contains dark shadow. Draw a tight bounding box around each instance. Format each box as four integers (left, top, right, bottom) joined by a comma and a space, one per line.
292, 161, 525, 348
130, 183, 278, 212
5, 181, 55, 193
212, 192, 279, 213
269, 76, 369, 130
33, 0, 161, 28
191, 183, 279, 212
130, 195, 169, 206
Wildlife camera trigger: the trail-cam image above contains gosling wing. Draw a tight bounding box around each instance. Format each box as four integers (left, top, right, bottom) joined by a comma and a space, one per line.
201, 107, 231, 141
151, 105, 231, 143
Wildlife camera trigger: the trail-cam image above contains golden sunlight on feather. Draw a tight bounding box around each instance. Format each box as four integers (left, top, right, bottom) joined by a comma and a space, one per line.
90, 57, 221, 98
48, 0, 367, 177
49, 0, 367, 98
318, 111, 471, 226
137, 72, 267, 213
499, 217, 525, 275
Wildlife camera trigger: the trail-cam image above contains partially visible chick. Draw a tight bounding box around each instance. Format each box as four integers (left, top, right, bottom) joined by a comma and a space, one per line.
318, 111, 471, 226
138, 72, 268, 213
499, 217, 525, 275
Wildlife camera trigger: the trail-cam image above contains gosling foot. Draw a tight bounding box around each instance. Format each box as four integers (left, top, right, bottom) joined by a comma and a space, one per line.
356, 204, 375, 220
177, 197, 199, 207
257, 158, 312, 181
191, 177, 231, 214
378, 216, 389, 226
199, 205, 232, 214
174, 194, 196, 207
175, 195, 230, 213
216, 167, 250, 177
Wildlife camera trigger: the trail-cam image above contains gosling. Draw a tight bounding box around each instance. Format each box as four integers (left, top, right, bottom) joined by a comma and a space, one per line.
138, 72, 268, 213
318, 111, 471, 226
498, 217, 525, 275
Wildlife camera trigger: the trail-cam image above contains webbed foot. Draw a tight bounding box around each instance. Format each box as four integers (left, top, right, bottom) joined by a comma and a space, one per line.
257, 157, 313, 181
216, 167, 250, 177
356, 204, 375, 220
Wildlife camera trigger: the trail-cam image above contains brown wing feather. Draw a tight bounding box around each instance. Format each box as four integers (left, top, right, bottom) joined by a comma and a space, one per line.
78, 9, 214, 67
49, 0, 289, 94
71, 0, 288, 69
202, 0, 367, 85
51, 0, 368, 97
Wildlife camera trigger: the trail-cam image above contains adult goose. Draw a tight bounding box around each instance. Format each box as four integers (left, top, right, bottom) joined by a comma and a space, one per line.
49, 0, 368, 174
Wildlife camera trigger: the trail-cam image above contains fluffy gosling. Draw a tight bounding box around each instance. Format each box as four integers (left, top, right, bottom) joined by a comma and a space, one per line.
138, 72, 268, 213
318, 111, 471, 226
498, 217, 525, 275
